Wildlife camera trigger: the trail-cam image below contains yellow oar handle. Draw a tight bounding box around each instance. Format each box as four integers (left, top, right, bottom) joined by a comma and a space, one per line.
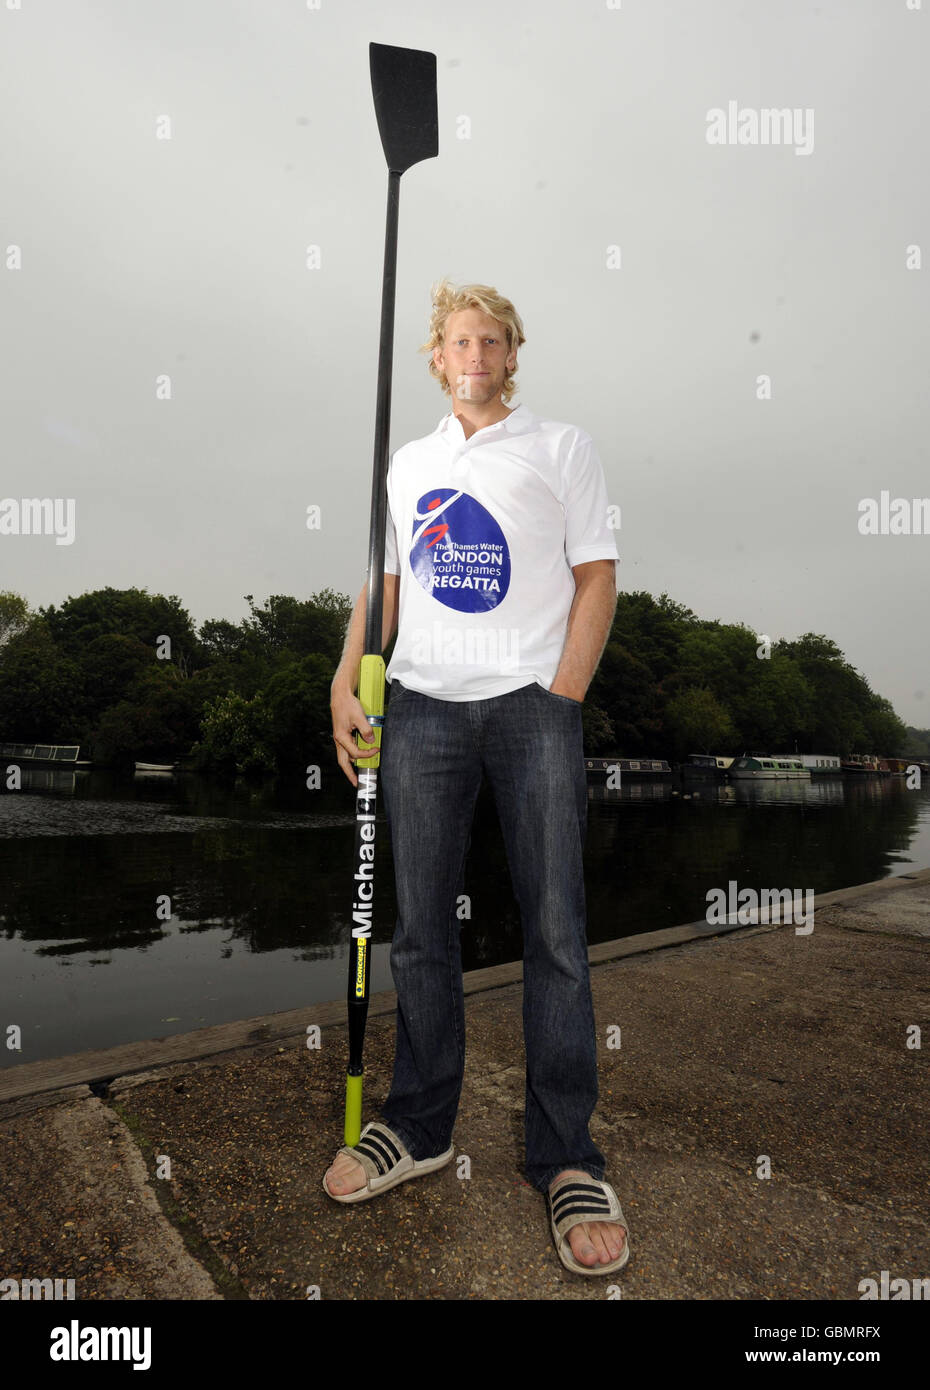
354, 654, 385, 768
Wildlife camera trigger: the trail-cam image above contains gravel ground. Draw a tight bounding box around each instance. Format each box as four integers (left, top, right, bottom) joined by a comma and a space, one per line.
2, 877, 928, 1301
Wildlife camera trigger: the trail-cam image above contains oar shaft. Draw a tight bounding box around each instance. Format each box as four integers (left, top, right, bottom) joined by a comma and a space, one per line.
345, 172, 398, 1147
364, 170, 401, 656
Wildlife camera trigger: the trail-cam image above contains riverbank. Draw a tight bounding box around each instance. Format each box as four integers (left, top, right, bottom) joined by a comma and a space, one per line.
2, 871, 928, 1300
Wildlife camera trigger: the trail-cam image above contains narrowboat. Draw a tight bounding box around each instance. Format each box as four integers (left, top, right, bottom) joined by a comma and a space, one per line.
585, 757, 672, 780
0, 741, 91, 768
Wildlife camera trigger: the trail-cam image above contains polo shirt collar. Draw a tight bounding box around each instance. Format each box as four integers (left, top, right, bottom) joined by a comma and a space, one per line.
437, 402, 536, 441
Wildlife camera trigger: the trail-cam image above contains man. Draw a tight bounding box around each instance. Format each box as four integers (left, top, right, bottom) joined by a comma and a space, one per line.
324, 279, 628, 1276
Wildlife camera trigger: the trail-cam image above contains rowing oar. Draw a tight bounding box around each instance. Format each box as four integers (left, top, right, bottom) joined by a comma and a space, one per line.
344, 42, 439, 1148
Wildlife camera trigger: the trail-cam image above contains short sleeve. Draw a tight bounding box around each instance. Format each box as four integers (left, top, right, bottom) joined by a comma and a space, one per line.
561, 431, 620, 571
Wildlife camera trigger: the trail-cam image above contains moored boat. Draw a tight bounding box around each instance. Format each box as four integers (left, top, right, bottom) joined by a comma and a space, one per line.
769, 756, 814, 779
841, 754, 883, 775
729, 754, 811, 780
585, 757, 671, 779
1, 741, 91, 768
797, 754, 843, 775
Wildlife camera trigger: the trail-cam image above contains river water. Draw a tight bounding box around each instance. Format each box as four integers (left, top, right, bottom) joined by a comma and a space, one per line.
2, 767, 928, 1066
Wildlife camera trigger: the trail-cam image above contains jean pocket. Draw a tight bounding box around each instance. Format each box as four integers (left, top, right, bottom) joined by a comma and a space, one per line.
539, 684, 583, 707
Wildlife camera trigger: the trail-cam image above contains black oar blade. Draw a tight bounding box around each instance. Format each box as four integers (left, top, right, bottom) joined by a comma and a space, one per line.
370, 42, 438, 174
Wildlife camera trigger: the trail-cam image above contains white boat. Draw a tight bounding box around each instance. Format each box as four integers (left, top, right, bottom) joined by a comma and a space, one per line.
729, 755, 810, 780
797, 754, 842, 774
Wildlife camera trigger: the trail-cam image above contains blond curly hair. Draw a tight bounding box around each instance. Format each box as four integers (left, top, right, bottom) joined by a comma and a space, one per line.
419, 277, 526, 404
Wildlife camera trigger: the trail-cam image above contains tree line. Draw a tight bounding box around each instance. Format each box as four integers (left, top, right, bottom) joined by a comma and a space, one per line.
0, 586, 921, 775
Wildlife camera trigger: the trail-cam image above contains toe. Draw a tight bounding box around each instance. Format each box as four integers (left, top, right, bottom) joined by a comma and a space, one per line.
595, 1220, 626, 1262
568, 1222, 600, 1267
589, 1225, 611, 1265
324, 1154, 366, 1197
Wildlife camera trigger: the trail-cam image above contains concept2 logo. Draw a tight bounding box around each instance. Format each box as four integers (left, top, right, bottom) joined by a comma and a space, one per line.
355, 939, 367, 998
409, 490, 510, 613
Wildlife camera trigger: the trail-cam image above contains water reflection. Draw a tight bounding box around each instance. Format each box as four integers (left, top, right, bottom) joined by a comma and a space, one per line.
1, 768, 927, 1064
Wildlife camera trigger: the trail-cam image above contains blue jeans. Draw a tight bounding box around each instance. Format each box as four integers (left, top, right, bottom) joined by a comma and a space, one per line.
378, 678, 606, 1193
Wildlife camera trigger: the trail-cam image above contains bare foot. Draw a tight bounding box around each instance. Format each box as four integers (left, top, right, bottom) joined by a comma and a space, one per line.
323, 1150, 367, 1197
550, 1169, 627, 1268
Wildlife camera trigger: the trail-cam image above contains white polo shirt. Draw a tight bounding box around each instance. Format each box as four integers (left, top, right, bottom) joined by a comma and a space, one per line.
382, 402, 619, 701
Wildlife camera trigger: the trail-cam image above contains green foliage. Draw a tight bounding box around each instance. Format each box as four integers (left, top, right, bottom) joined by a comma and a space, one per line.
0, 591, 31, 649
580, 702, 615, 754
903, 726, 930, 757
588, 641, 661, 754
241, 589, 352, 665
588, 608, 908, 758
262, 653, 335, 773
862, 695, 908, 757
664, 687, 738, 759
93, 701, 163, 769
611, 591, 699, 682
192, 653, 335, 777
194, 691, 274, 774
39, 586, 197, 661
78, 634, 156, 722
0, 583, 914, 765
198, 618, 247, 661
90, 664, 211, 767
0, 620, 83, 739
776, 634, 907, 754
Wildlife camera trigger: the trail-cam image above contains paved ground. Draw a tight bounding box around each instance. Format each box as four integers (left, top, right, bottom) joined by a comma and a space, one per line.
1, 872, 928, 1301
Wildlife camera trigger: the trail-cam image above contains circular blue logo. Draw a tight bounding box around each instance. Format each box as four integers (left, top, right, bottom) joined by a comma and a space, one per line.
409, 489, 511, 613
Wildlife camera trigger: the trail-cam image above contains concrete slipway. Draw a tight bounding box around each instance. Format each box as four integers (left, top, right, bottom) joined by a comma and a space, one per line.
1, 871, 928, 1303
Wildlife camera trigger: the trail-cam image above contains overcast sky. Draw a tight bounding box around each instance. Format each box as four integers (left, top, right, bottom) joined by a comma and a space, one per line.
1, 0, 927, 724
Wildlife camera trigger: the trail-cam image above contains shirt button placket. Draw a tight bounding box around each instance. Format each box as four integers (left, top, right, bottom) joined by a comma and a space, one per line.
451, 445, 470, 480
